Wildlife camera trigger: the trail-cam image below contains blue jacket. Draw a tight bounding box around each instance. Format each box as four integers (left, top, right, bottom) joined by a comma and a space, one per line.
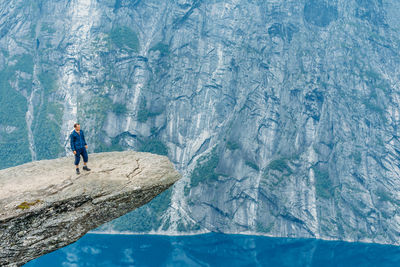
70, 129, 87, 151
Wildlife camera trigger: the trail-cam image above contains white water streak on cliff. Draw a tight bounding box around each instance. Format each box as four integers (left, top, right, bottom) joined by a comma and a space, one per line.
60, 0, 99, 154
307, 145, 320, 237
125, 2, 168, 133
25, 69, 38, 161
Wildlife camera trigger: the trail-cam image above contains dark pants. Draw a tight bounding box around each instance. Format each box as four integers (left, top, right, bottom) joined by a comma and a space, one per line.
74, 147, 88, 166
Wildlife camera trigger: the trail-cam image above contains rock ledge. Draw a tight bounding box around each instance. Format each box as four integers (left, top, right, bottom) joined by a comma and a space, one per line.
0, 151, 181, 266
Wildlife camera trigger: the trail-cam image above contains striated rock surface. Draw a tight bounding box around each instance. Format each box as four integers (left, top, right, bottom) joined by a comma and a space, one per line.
0, 150, 181, 267
1, 0, 400, 246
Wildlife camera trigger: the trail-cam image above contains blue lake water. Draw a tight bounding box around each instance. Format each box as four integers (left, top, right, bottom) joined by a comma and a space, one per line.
23, 232, 400, 266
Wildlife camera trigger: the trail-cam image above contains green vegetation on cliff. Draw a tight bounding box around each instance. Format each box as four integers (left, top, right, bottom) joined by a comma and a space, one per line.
190, 147, 222, 187
0, 58, 32, 169
109, 26, 139, 52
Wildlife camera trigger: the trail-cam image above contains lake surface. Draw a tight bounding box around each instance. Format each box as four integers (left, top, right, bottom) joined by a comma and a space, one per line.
24, 232, 400, 266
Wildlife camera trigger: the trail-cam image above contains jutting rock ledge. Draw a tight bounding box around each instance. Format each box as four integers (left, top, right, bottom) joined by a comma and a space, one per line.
0, 150, 181, 267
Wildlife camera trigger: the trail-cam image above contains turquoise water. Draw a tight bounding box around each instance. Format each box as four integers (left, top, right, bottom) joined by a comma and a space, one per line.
24, 233, 400, 266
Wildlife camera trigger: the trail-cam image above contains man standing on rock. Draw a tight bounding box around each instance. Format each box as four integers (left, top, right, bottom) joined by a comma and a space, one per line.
70, 123, 91, 174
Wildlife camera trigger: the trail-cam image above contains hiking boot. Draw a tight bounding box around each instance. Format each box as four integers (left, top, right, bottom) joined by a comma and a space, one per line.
83, 165, 91, 171
76, 168, 80, 174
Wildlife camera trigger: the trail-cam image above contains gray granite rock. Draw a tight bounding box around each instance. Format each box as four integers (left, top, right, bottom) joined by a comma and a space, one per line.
1, 0, 400, 247
0, 150, 181, 267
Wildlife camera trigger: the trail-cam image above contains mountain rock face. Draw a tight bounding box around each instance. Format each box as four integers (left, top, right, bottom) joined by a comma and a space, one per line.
0, 150, 181, 266
0, 0, 400, 245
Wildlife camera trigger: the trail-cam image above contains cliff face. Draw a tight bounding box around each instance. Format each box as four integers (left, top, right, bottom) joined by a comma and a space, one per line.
0, 0, 399, 245
0, 150, 181, 266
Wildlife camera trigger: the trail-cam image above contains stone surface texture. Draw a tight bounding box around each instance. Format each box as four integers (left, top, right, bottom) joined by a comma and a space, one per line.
0, 150, 181, 266
0, 0, 399, 247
